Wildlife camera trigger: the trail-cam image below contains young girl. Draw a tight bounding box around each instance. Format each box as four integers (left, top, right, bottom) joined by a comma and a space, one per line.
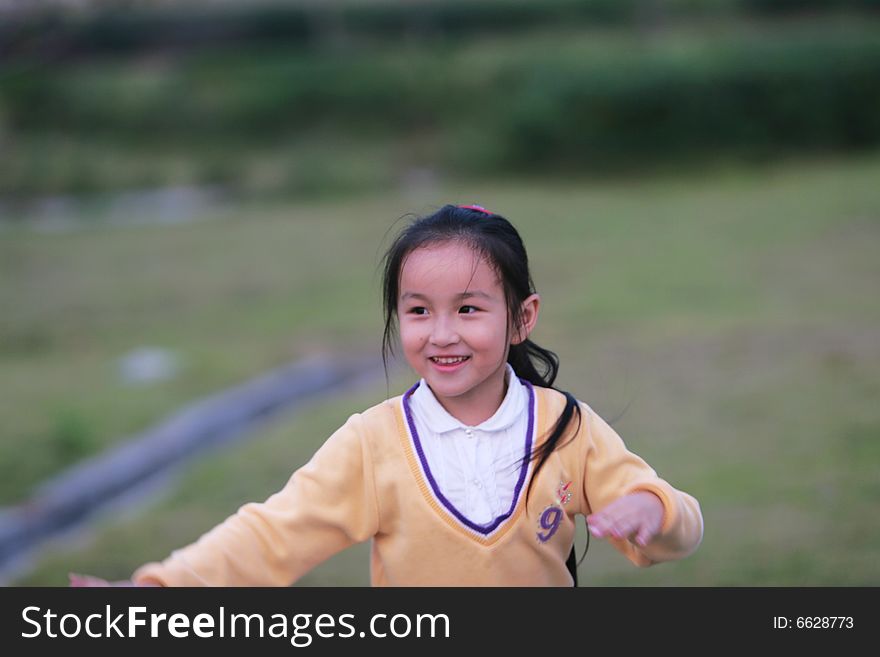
70, 203, 702, 587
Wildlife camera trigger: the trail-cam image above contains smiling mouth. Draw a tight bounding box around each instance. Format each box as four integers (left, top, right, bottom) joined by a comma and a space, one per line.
430, 356, 470, 365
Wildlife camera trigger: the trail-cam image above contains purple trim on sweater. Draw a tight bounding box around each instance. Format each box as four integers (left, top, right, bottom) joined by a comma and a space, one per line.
401, 379, 535, 536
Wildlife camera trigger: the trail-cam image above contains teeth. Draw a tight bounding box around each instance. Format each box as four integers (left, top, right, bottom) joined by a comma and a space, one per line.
432, 356, 468, 365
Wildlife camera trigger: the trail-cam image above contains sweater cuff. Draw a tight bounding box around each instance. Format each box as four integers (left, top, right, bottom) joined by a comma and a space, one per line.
131, 563, 170, 587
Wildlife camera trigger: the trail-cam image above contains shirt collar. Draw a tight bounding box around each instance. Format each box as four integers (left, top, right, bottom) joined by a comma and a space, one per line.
409, 363, 527, 434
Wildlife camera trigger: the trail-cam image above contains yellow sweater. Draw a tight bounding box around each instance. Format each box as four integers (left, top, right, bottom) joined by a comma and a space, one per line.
133, 385, 703, 586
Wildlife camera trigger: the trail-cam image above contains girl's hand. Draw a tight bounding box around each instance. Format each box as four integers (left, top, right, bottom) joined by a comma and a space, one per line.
69, 573, 152, 587
586, 491, 665, 547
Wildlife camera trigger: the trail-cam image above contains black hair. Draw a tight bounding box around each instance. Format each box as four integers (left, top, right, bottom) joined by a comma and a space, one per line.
380, 204, 586, 584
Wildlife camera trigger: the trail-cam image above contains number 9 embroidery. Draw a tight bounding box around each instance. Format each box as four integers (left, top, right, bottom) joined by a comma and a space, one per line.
536, 505, 564, 543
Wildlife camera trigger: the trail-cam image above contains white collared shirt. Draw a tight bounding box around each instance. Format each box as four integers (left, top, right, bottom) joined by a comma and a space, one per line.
408, 364, 530, 526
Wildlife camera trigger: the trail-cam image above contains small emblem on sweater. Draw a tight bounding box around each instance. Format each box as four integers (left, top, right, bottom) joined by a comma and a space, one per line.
557, 481, 572, 506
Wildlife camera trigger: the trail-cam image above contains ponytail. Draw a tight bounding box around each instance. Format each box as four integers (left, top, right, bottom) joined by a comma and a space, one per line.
507, 340, 581, 505
509, 339, 586, 586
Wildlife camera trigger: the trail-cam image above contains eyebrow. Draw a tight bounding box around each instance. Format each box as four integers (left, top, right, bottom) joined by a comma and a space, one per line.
400, 291, 494, 301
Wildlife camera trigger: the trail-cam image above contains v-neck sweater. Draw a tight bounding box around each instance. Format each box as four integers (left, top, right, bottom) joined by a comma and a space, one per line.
407, 364, 529, 527
132, 386, 703, 586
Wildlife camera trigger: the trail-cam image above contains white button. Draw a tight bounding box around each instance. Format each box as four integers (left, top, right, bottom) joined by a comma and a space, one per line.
472, 479, 482, 488
465, 429, 474, 438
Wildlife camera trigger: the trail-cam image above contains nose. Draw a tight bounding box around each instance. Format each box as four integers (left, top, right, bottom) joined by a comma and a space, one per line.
429, 314, 460, 347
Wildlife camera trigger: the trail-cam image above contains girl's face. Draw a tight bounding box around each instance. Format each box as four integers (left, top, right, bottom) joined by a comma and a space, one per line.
397, 241, 537, 426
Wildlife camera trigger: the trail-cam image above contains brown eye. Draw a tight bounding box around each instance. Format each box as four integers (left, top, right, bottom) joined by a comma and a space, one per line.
459, 305, 478, 314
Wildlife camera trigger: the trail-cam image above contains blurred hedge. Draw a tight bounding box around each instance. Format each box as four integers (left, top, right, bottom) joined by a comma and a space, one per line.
2, 20, 880, 196
5, 30, 880, 139
2, 0, 879, 59
491, 33, 880, 169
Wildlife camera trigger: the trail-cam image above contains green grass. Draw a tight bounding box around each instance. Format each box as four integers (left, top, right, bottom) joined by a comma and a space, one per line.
5, 153, 880, 585
0, 196, 395, 504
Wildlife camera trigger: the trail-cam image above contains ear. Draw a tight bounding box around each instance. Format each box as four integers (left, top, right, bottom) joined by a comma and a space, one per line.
512, 293, 540, 345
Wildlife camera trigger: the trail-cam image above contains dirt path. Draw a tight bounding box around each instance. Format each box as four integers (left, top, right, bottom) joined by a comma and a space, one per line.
0, 352, 385, 582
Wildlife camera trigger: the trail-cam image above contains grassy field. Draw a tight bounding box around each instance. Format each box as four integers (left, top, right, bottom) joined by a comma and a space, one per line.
4, 153, 879, 585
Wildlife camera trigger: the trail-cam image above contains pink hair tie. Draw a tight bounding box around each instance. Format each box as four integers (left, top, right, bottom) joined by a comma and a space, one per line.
458, 204, 493, 215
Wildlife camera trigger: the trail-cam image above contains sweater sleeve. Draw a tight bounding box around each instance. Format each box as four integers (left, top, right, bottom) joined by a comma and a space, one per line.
132, 412, 380, 586
580, 404, 703, 567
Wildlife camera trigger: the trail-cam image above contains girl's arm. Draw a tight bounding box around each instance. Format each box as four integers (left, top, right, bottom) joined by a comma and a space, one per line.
128, 412, 380, 586
579, 404, 704, 566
